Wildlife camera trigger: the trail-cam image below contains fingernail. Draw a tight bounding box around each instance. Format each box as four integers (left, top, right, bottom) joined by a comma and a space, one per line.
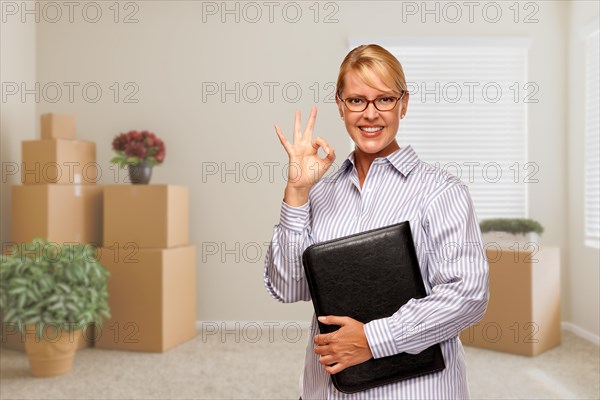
318, 316, 325, 322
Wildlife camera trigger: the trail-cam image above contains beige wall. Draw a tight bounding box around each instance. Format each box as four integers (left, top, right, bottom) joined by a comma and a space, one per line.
567, 1, 600, 340
2, 1, 595, 333
0, 9, 37, 246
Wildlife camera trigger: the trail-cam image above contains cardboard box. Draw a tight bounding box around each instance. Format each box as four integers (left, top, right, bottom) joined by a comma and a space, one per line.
11, 184, 103, 246
22, 139, 98, 184
103, 185, 189, 248
94, 245, 197, 352
460, 247, 561, 356
41, 113, 76, 140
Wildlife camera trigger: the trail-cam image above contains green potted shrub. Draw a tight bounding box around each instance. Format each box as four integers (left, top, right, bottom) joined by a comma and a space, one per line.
0, 239, 111, 377
480, 218, 544, 248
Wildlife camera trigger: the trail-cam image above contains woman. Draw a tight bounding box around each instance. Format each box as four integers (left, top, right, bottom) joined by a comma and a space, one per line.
264, 44, 489, 399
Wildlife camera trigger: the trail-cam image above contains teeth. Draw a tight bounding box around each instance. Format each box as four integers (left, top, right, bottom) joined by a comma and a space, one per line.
361, 127, 383, 133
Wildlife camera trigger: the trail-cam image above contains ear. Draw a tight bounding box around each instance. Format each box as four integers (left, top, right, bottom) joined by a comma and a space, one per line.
400, 91, 409, 118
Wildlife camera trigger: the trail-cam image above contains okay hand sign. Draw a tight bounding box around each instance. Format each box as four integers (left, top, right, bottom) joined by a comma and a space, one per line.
275, 107, 336, 202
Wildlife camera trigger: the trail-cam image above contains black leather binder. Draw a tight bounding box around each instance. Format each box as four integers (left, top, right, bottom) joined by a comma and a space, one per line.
302, 221, 445, 394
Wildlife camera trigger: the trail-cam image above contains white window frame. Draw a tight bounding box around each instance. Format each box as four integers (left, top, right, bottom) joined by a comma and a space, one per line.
580, 20, 600, 249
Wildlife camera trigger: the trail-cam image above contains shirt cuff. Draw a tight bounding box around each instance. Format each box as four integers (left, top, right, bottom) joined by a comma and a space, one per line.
364, 317, 398, 359
279, 200, 310, 233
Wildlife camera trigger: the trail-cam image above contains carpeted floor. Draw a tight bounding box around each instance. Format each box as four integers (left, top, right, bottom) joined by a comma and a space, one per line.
1, 328, 598, 399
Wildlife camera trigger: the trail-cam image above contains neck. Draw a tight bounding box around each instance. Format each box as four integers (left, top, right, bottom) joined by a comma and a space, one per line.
354, 141, 400, 178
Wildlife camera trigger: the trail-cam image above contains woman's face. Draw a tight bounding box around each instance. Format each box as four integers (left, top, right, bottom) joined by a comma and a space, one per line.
336, 69, 409, 158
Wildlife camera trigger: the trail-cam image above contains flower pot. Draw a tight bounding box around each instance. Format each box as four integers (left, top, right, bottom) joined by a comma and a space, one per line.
23, 324, 81, 377
128, 164, 153, 184
482, 231, 540, 249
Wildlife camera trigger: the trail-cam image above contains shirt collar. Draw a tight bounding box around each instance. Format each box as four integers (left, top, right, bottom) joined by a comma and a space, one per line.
341, 145, 420, 177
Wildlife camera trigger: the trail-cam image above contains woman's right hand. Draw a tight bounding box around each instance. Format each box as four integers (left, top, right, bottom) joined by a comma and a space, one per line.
275, 106, 336, 207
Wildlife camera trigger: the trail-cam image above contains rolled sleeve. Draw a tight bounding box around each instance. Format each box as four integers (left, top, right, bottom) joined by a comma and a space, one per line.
279, 200, 310, 232
364, 317, 398, 359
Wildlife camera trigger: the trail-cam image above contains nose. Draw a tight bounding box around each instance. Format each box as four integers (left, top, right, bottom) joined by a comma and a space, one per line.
363, 101, 379, 120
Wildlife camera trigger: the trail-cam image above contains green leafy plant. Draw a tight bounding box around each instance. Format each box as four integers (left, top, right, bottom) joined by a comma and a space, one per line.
0, 239, 111, 337
479, 218, 544, 235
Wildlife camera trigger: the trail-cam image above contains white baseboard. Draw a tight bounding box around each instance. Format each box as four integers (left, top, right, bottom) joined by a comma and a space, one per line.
196, 320, 311, 331
561, 321, 600, 346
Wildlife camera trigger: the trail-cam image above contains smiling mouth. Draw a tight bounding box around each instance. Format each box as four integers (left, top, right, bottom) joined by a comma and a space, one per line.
360, 126, 384, 133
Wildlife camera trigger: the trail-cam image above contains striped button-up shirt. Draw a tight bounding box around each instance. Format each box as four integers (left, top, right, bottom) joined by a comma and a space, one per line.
264, 145, 489, 399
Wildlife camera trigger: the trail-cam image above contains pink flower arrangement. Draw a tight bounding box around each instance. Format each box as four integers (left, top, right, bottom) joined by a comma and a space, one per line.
111, 130, 166, 168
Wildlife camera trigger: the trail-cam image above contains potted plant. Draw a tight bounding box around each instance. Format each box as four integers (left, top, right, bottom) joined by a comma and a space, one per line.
480, 218, 544, 248
0, 239, 111, 377
111, 130, 166, 184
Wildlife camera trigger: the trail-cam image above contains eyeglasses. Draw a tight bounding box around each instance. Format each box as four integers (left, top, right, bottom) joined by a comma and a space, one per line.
338, 91, 405, 112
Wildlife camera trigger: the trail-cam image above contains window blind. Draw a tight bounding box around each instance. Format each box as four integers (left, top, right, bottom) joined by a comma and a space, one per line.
584, 28, 600, 246
349, 38, 529, 220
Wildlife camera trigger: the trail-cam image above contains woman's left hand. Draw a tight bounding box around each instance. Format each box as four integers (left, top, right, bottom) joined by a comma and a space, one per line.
313, 316, 373, 374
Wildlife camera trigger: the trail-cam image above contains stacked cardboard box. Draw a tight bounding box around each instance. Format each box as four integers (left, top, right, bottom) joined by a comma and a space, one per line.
460, 247, 561, 356
95, 185, 197, 352
2, 113, 101, 352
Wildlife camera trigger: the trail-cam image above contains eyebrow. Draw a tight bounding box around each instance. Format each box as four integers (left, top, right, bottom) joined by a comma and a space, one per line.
344, 92, 397, 97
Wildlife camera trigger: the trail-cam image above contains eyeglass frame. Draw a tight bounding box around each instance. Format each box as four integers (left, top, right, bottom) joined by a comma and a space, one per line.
337, 90, 406, 112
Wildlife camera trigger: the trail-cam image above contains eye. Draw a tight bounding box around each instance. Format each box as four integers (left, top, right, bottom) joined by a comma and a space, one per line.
347, 97, 366, 105
377, 97, 396, 103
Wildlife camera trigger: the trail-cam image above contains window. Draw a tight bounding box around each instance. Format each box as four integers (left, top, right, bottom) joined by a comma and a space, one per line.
349, 38, 530, 220
582, 22, 600, 248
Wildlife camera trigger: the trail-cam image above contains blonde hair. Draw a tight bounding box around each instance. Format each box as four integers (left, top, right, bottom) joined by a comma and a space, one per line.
336, 44, 407, 98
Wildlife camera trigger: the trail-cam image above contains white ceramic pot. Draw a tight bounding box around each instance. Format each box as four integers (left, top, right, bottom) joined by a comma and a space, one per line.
482, 231, 540, 249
